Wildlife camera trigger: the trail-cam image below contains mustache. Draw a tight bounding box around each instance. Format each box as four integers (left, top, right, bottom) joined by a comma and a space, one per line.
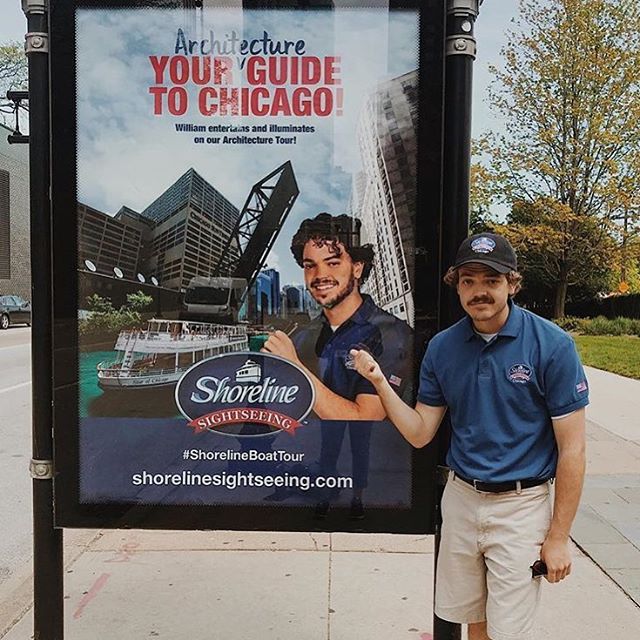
469, 296, 494, 305
310, 278, 338, 288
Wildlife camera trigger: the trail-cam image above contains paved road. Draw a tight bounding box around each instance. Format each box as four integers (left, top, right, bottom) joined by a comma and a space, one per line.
0, 328, 32, 590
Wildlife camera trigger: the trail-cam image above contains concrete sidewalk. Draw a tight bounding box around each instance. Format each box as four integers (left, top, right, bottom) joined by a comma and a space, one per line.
2, 530, 640, 640
570, 366, 640, 606
1, 365, 639, 639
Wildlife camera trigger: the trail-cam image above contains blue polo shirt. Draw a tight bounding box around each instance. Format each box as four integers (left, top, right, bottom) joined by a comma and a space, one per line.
418, 302, 589, 482
293, 294, 413, 404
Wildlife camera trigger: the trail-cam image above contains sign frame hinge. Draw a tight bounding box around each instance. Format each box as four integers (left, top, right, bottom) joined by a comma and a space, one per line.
25, 32, 48, 54
30, 459, 54, 480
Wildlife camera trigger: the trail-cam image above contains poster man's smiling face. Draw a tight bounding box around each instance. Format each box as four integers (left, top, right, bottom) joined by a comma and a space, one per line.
302, 239, 364, 309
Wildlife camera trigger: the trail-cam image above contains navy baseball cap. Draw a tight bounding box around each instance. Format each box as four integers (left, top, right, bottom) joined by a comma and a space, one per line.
453, 233, 517, 274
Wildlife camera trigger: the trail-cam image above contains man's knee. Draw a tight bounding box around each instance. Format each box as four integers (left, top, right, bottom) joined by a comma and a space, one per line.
468, 620, 490, 640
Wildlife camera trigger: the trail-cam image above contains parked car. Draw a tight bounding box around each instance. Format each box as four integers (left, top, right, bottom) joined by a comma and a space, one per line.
0, 295, 32, 329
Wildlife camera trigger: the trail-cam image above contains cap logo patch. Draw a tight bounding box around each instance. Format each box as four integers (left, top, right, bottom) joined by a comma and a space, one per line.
508, 364, 532, 384
471, 237, 496, 254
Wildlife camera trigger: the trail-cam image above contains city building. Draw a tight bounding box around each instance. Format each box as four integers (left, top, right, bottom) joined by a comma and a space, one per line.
250, 268, 282, 323
281, 284, 319, 319
139, 168, 241, 290
0, 123, 30, 299
282, 285, 303, 317
78, 168, 242, 292
261, 268, 281, 316
353, 70, 418, 326
253, 272, 272, 323
78, 202, 147, 280
78, 165, 299, 321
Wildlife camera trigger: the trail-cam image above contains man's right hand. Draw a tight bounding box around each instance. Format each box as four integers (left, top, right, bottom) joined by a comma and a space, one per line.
350, 348, 386, 387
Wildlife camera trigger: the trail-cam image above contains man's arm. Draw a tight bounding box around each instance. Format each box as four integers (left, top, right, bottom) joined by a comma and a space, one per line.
540, 408, 586, 583
350, 348, 447, 447
261, 331, 387, 420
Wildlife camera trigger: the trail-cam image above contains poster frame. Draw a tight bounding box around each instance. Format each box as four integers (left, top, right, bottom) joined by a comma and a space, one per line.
50, 0, 446, 533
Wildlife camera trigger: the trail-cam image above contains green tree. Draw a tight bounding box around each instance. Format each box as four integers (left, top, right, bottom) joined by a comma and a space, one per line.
469, 140, 497, 233
86, 293, 116, 314
494, 198, 615, 316
80, 291, 154, 338
126, 291, 153, 312
486, 0, 640, 315
0, 41, 28, 127
607, 235, 640, 294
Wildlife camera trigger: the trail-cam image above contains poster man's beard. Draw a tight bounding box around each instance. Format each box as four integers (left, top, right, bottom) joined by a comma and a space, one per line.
313, 275, 357, 309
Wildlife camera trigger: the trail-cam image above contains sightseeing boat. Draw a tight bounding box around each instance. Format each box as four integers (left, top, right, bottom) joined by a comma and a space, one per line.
96, 319, 249, 390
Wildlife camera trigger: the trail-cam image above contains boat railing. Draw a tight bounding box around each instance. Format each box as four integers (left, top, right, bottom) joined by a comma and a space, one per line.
97, 365, 183, 379
114, 330, 248, 349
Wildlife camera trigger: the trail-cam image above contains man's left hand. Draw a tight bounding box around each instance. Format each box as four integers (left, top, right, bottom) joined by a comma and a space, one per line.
261, 331, 301, 366
540, 534, 572, 583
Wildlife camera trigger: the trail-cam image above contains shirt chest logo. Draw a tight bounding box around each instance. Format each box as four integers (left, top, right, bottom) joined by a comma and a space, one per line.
508, 363, 532, 384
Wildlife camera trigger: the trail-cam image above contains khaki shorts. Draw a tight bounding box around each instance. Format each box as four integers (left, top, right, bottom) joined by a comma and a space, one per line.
435, 472, 552, 640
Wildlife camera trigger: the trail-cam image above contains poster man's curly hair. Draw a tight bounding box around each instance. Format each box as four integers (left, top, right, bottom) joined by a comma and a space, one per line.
290, 213, 375, 283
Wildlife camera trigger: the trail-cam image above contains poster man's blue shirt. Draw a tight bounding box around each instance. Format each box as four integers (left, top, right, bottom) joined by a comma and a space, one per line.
293, 294, 413, 404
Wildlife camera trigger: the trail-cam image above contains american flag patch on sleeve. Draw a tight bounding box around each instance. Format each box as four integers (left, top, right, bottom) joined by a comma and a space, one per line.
389, 375, 402, 387
576, 380, 588, 393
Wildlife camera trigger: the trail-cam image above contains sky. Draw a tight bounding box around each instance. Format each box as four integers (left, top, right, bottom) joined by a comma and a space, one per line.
1, 0, 517, 284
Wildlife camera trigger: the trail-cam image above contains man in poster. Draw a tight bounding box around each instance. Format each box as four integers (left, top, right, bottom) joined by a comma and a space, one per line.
262, 213, 413, 516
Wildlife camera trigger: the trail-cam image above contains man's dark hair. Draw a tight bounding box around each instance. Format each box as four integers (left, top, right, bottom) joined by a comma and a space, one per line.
290, 212, 375, 283
443, 264, 523, 296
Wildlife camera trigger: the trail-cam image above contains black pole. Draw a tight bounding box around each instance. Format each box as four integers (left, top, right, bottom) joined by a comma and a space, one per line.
433, 2, 480, 639
24, 0, 64, 638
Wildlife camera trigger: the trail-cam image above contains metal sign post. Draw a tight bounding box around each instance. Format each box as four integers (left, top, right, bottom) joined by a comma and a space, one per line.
433, 1, 481, 639
23, 0, 64, 638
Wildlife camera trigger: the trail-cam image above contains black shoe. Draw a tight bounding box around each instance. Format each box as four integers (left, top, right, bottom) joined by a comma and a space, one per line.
314, 501, 330, 519
349, 497, 365, 520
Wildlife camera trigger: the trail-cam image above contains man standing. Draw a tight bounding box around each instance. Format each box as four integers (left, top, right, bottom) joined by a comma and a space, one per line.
351, 232, 588, 640
262, 213, 413, 517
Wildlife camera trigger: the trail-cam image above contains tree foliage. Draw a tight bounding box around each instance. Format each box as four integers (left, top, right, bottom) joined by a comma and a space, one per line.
80, 291, 154, 337
494, 198, 616, 317
126, 291, 154, 312
0, 41, 28, 127
488, 0, 640, 217
469, 139, 496, 233
484, 0, 640, 315
607, 236, 640, 294
0, 42, 27, 92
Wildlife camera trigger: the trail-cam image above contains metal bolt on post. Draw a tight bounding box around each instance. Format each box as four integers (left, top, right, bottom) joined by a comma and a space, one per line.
434, 2, 482, 640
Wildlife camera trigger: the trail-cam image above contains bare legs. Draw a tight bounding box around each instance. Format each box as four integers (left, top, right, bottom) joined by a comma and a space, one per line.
468, 621, 490, 640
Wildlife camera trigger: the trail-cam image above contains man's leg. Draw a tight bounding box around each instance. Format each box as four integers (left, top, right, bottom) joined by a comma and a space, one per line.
315, 422, 347, 516
319, 422, 347, 480
434, 478, 487, 627
348, 421, 372, 488
483, 484, 552, 640
468, 621, 490, 640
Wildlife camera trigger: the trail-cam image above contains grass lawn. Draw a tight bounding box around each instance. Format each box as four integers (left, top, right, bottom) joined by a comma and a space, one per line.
573, 335, 640, 380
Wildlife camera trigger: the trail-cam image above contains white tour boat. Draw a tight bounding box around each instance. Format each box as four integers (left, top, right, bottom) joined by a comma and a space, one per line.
97, 319, 248, 390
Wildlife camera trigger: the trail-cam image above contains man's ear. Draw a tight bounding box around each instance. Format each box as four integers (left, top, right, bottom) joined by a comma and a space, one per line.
353, 261, 364, 280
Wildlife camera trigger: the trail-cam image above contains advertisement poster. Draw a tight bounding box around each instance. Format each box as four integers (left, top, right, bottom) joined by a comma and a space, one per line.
53, 0, 442, 531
